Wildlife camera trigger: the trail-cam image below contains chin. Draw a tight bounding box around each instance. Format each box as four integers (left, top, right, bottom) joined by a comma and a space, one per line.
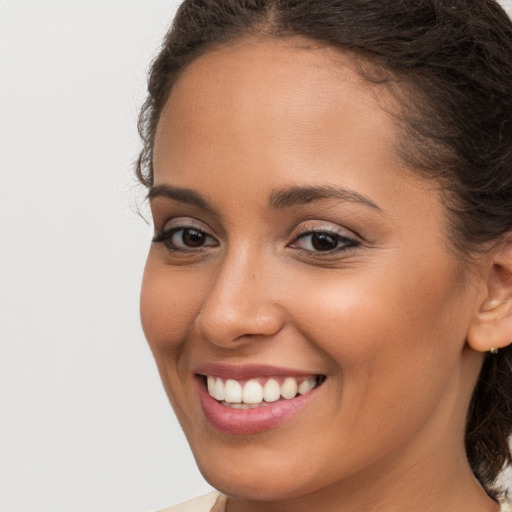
192, 443, 328, 502
201, 468, 308, 501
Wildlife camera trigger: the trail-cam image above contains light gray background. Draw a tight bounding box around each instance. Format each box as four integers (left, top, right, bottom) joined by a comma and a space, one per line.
0, 1, 213, 511
1, 1, 511, 511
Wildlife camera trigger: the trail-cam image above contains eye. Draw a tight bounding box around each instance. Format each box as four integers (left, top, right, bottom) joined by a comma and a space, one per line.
153, 226, 218, 251
290, 229, 359, 253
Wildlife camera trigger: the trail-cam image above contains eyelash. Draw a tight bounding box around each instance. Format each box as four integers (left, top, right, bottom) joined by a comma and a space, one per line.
289, 227, 360, 255
152, 224, 360, 256
152, 226, 218, 252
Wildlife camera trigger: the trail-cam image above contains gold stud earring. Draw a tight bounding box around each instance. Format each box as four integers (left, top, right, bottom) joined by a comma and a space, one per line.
489, 348, 499, 354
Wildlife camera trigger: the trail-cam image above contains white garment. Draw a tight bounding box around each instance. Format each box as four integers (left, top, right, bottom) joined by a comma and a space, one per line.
157, 492, 223, 512
157, 491, 512, 512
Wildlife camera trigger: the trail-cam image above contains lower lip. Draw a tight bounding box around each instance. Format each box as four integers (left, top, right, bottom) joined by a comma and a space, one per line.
197, 377, 319, 435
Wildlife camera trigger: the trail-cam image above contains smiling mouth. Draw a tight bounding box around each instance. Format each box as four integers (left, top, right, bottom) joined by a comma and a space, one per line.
202, 374, 326, 409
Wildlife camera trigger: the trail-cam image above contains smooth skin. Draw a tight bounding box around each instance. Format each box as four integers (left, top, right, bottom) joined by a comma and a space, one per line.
141, 38, 512, 512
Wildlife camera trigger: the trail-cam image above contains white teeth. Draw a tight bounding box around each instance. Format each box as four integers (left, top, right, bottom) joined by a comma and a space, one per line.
280, 377, 298, 399
242, 379, 264, 404
207, 376, 216, 396
298, 377, 316, 395
225, 402, 270, 409
224, 379, 242, 403
213, 377, 225, 401
206, 375, 321, 405
263, 378, 281, 403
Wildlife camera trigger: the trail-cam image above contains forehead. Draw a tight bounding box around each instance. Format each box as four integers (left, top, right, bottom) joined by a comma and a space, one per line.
153, 38, 406, 190
151, 37, 457, 265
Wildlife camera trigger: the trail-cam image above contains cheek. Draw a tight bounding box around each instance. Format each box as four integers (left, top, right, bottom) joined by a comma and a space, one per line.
140, 256, 202, 354
297, 257, 464, 353
140, 256, 206, 424
290, 259, 467, 412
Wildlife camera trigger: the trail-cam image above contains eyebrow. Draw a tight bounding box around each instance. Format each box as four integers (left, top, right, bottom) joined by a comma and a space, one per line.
269, 185, 382, 211
147, 184, 214, 212
147, 183, 382, 214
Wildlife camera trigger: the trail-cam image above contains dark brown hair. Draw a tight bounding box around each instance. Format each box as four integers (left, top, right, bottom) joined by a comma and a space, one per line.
136, 0, 512, 492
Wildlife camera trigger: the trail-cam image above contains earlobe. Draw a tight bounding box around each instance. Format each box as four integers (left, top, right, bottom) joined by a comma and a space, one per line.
466, 235, 512, 353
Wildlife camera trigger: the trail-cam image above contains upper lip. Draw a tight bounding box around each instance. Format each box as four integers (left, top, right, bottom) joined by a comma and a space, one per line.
194, 363, 323, 380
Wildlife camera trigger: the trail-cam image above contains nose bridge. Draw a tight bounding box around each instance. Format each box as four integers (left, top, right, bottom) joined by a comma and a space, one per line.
196, 244, 283, 345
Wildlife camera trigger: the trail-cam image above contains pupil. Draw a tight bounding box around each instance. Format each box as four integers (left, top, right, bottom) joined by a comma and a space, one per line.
183, 229, 205, 247
312, 233, 337, 251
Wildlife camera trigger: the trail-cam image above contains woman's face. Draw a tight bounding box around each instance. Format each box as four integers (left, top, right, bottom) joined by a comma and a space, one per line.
141, 40, 485, 503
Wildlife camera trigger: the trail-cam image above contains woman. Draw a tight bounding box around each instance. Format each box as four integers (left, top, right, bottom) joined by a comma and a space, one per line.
136, 1, 512, 511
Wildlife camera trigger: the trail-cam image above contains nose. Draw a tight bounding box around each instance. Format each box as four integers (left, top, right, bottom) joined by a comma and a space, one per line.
195, 250, 285, 347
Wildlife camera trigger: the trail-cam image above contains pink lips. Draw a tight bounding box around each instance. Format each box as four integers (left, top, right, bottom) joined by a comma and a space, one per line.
195, 364, 322, 435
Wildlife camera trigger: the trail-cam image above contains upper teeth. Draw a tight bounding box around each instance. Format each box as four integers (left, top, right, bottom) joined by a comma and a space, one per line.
206, 376, 318, 405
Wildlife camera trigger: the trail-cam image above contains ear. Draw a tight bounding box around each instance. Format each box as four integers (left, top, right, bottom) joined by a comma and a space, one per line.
467, 235, 512, 352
